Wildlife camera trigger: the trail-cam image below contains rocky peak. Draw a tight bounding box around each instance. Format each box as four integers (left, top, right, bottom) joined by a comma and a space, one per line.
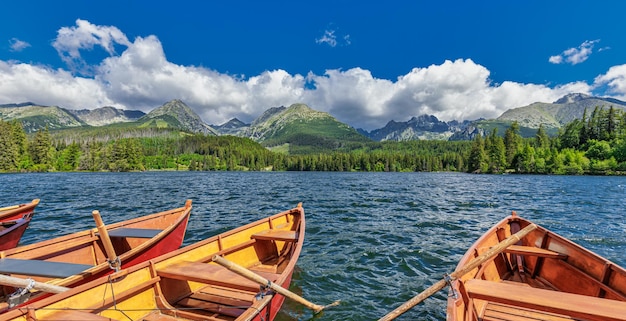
554, 93, 591, 104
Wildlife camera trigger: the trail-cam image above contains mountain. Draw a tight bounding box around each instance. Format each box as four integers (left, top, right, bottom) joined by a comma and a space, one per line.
237, 103, 370, 152
364, 115, 473, 141
0, 103, 85, 133
211, 118, 249, 136
68, 106, 145, 126
138, 99, 219, 135
497, 93, 626, 129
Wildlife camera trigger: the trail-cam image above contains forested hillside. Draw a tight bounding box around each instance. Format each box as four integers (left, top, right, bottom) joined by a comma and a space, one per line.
1, 105, 626, 174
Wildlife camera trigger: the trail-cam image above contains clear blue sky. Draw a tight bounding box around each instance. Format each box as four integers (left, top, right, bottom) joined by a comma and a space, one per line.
1, 0, 625, 130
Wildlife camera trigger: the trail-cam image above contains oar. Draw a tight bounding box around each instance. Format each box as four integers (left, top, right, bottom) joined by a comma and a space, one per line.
92, 210, 121, 271
212, 255, 340, 313
0, 274, 68, 294
378, 223, 538, 321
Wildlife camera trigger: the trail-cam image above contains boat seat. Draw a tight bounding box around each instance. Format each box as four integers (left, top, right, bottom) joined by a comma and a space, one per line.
250, 229, 298, 242
156, 261, 279, 292
503, 245, 567, 259
464, 279, 626, 321
106, 228, 162, 238
0, 258, 93, 279
484, 302, 575, 321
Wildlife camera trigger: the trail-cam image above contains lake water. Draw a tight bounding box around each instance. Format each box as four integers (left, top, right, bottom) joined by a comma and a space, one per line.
1, 172, 625, 320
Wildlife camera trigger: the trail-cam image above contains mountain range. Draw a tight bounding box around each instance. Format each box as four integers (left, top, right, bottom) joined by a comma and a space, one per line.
2, 93, 626, 146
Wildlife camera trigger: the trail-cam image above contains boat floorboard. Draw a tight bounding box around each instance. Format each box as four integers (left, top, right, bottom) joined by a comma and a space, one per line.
173, 284, 256, 319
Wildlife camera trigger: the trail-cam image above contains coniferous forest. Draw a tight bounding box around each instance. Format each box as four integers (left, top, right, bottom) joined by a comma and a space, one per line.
2, 106, 626, 175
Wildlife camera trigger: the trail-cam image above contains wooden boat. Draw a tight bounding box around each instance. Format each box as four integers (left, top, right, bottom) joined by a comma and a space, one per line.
0, 200, 39, 223
446, 211, 626, 321
0, 203, 305, 321
0, 199, 192, 311
0, 214, 33, 251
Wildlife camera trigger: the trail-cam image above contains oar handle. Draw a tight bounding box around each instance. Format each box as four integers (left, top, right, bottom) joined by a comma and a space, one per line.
92, 210, 120, 270
0, 274, 68, 294
212, 255, 338, 313
378, 222, 538, 321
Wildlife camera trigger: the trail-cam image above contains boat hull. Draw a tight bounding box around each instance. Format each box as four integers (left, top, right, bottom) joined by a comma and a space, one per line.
0, 215, 32, 251
446, 212, 626, 321
0, 200, 39, 223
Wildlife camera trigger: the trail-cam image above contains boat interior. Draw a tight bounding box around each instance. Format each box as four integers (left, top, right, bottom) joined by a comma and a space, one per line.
451, 218, 626, 321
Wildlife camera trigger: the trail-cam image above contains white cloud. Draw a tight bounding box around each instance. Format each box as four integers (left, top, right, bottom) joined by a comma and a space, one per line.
0, 20, 615, 131
9, 38, 31, 52
53, 19, 131, 75
316, 28, 351, 47
304, 59, 590, 130
549, 40, 599, 65
0, 61, 115, 108
316, 30, 337, 47
594, 64, 626, 101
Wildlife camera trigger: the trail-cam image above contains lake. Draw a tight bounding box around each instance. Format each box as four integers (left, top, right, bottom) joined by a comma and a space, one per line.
1, 172, 625, 320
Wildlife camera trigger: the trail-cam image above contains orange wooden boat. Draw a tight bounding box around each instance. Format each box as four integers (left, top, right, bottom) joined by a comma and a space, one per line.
0, 200, 192, 312
0, 214, 33, 251
0, 200, 39, 223
447, 212, 626, 321
0, 203, 304, 321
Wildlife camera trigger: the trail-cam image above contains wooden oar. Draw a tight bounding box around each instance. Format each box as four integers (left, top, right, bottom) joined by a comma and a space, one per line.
92, 210, 121, 271
0, 274, 68, 294
212, 255, 340, 313
378, 223, 538, 321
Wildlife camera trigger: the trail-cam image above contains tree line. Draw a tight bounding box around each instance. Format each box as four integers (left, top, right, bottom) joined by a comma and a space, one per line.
467, 106, 626, 174
1, 105, 626, 175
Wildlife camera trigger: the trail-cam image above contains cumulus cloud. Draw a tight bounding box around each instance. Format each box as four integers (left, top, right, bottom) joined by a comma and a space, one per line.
549, 40, 599, 65
0, 20, 619, 131
53, 19, 132, 75
594, 64, 626, 101
9, 38, 31, 52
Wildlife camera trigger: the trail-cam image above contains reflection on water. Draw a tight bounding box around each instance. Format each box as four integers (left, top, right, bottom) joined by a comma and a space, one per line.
1, 172, 624, 320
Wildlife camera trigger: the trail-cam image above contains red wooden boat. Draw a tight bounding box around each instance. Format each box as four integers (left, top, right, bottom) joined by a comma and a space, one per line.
446, 212, 626, 321
0, 203, 304, 321
0, 199, 192, 312
0, 214, 33, 251
0, 200, 39, 223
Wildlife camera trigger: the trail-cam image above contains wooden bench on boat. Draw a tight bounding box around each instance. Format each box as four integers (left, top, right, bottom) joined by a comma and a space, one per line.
502, 245, 568, 259
464, 279, 626, 321
105, 228, 163, 239
250, 229, 298, 242
0, 258, 93, 278
156, 261, 279, 292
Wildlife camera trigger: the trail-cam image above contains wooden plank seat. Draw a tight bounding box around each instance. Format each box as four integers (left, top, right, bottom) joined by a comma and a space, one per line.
156, 261, 280, 292
483, 302, 575, 321
464, 279, 626, 321
105, 228, 162, 238
250, 229, 298, 242
0, 258, 93, 278
503, 245, 567, 259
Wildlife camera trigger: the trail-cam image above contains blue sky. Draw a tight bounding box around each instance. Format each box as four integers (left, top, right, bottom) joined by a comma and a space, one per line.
1, 0, 625, 130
